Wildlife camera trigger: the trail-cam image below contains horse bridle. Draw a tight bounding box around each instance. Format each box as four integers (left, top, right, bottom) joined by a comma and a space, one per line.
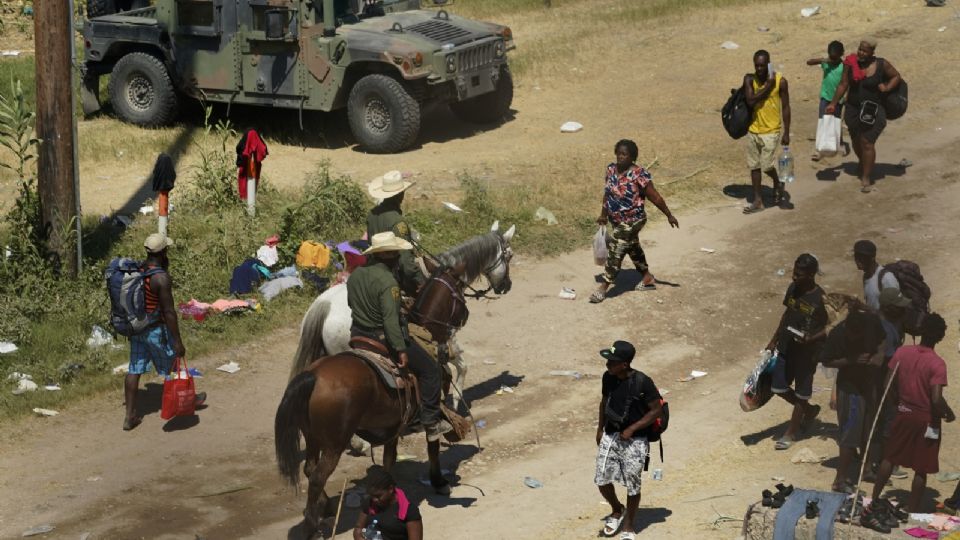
411, 235, 512, 300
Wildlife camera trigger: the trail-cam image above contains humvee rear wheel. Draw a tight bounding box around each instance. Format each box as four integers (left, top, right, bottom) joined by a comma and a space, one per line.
347, 74, 420, 154
108, 52, 178, 127
450, 66, 514, 124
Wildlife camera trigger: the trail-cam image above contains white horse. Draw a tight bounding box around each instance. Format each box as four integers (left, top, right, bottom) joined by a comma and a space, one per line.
291, 222, 516, 449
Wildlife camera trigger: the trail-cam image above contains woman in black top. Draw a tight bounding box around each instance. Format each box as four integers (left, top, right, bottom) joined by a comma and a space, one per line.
353, 468, 423, 540
826, 39, 901, 193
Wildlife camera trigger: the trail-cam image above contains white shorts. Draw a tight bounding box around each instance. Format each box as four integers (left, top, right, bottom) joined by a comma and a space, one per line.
594, 431, 649, 496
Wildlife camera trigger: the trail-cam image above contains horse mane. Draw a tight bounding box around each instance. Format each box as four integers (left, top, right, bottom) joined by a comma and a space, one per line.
436, 232, 501, 283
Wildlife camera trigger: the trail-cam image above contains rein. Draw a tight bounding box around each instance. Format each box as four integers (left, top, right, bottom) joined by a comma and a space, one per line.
410, 238, 502, 300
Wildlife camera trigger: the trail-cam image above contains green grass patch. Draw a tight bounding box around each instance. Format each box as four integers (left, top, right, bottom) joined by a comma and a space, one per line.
0, 56, 35, 108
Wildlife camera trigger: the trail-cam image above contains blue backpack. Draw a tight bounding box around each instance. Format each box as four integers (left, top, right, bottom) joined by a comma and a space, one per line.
105, 258, 164, 337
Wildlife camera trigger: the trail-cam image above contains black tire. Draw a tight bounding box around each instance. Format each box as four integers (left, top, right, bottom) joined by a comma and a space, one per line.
450, 66, 514, 124
347, 74, 420, 154
108, 52, 178, 127
86, 0, 116, 18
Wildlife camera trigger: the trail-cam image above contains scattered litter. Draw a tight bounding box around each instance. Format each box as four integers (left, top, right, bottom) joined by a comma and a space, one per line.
776, 268, 786, 276
12, 378, 38, 395
344, 491, 363, 508
482, 360, 496, 365
679, 370, 708, 382
757, 26, 769, 32
476, 419, 487, 429
8, 372, 31, 381
939, 26, 948, 32
549, 370, 582, 379
700, 247, 716, 254
887, 227, 901, 233
560, 121, 583, 133
86, 325, 114, 348
771, 476, 784, 482
86, 476, 102, 482
21, 524, 55, 537
112, 364, 129, 375
936, 471, 960, 482
678, 375, 694, 382
656, 298, 664, 304
43, 384, 61, 391
800, 6, 821, 17
188, 368, 203, 378
558, 287, 576, 300
32, 408, 59, 417
138, 205, 154, 215
523, 476, 543, 489
535, 206, 559, 225
1, 50, 22, 57
217, 361, 241, 374
441, 201, 464, 213
720, 41, 740, 50
791, 447, 826, 464
898, 158, 913, 168
496, 385, 514, 395
0, 341, 18, 354
659, 388, 670, 396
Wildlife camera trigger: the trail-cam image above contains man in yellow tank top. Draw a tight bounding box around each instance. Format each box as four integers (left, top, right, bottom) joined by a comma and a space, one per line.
743, 50, 792, 214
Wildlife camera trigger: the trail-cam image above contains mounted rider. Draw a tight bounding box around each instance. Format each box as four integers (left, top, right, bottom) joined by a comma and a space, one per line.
347, 231, 453, 441
366, 170, 425, 296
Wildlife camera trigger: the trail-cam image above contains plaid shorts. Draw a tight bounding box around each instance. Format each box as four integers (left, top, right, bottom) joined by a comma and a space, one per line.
129, 325, 176, 376
595, 431, 649, 496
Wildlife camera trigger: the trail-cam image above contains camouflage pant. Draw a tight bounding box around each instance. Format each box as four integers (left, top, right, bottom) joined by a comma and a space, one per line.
602, 219, 649, 284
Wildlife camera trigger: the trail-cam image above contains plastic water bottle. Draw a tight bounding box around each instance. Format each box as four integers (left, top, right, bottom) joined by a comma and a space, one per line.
778, 146, 795, 183
364, 520, 382, 540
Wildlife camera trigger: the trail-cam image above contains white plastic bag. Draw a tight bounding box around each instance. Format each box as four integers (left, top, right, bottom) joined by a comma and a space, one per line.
815, 115, 841, 156
593, 226, 608, 266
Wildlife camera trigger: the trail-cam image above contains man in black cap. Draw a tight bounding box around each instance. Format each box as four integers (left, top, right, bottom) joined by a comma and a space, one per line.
594, 340, 663, 540
853, 240, 899, 311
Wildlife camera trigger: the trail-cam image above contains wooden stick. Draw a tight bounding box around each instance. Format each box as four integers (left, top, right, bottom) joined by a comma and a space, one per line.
848, 362, 900, 534
332, 477, 348, 538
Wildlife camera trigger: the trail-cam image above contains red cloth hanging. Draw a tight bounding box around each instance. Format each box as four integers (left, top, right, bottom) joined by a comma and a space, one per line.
236, 130, 268, 199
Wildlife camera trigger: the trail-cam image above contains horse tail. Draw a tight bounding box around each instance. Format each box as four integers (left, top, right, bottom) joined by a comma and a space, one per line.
274, 370, 317, 488
290, 297, 331, 381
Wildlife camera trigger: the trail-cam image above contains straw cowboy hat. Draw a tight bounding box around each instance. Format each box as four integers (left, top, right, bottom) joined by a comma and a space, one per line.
363, 231, 413, 255
367, 170, 415, 199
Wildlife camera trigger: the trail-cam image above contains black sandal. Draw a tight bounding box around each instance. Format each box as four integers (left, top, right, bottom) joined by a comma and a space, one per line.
860, 507, 892, 534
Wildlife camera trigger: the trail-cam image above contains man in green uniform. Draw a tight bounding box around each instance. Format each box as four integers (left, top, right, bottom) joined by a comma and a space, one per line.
348, 231, 451, 440
366, 170, 425, 295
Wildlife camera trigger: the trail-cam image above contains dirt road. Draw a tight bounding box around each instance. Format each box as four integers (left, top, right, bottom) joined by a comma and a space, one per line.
3, 1, 960, 538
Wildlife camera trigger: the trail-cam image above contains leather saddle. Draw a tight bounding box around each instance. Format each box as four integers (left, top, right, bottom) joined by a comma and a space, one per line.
347, 338, 419, 429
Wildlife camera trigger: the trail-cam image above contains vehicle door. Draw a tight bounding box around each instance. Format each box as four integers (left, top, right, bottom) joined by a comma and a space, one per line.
239, 0, 303, 102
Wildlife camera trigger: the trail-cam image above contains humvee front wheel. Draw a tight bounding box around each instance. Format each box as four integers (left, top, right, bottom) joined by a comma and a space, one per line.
108, 52, 178, 127
450, 66, 514, 124
347, 74, 420, 154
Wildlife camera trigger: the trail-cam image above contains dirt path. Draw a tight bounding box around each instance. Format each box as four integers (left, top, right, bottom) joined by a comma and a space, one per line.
3, 1, 960, 539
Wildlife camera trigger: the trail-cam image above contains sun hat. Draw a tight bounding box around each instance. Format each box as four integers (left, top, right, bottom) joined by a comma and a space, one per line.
599, 340, 636, 364
362, 231, 413, 255
144, 233, 174, 254
879, 287, 912, 309
367, 170, 415, 200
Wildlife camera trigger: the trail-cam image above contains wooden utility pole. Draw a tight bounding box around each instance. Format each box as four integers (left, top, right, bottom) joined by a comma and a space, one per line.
34, 0, 79, 276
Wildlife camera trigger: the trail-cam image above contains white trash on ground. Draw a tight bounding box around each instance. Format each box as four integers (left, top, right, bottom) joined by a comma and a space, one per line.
791, 447, 826, 464
32, 408, 59, 417
0, 341, 18, 354
112, 363, 129, 375
560, 121, 583, 133
86, 325, 114, 348
21, 524, 55, 537
534, 206, 558, 225
558, 287, 576, 300
720, 41, 740, 50
441, 201, 464, 213
217, 361, 241, 374
800, 6, 821, 17
12, 378, 38, 395
700, 247, 716, 254
549, 370, 582, 379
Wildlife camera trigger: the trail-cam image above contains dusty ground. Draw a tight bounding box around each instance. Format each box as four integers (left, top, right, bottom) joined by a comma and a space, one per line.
3, 0, 960, 538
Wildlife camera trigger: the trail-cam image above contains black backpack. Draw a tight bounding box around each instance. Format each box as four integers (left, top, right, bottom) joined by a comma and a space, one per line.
880, 260, 930, 335
721, 85, 752, 139
606, 371, 670, 463
883, 79, 908, 120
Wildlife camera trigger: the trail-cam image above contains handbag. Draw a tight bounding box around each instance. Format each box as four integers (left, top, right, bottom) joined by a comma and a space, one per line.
161, 357, 196, 420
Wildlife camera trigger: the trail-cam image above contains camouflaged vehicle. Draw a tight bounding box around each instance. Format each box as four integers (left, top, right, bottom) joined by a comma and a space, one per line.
81, 0, 515, 153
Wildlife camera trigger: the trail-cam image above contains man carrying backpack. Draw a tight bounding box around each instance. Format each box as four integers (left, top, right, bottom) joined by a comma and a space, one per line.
123, 234, 205, 431
595, 340, 663, 540
742, 49, 792, 214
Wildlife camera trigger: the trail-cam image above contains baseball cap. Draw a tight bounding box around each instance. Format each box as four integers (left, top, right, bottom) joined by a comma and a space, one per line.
599, 340, 635, 364
853, 240, 877, 257
144, 233, 174, 254
879, 287, 911, 308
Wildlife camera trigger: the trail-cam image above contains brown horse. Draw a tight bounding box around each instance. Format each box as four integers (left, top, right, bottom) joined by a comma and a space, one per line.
275, 223, 515, 534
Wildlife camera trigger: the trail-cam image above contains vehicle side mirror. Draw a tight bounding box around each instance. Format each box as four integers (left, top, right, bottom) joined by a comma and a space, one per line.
265, 8, 289, 39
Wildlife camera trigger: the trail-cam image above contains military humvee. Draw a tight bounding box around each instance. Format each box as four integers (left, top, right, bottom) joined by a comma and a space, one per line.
81, 0, 514, 153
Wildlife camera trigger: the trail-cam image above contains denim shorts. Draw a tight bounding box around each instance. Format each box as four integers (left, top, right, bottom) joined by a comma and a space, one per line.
128, 325, 176, 376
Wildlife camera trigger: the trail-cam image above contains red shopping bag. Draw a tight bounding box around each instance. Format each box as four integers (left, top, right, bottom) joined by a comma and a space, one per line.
161, 357, 196, 420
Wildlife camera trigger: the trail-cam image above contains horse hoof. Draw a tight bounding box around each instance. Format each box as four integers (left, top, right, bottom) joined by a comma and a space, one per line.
433, 482, 452, 496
